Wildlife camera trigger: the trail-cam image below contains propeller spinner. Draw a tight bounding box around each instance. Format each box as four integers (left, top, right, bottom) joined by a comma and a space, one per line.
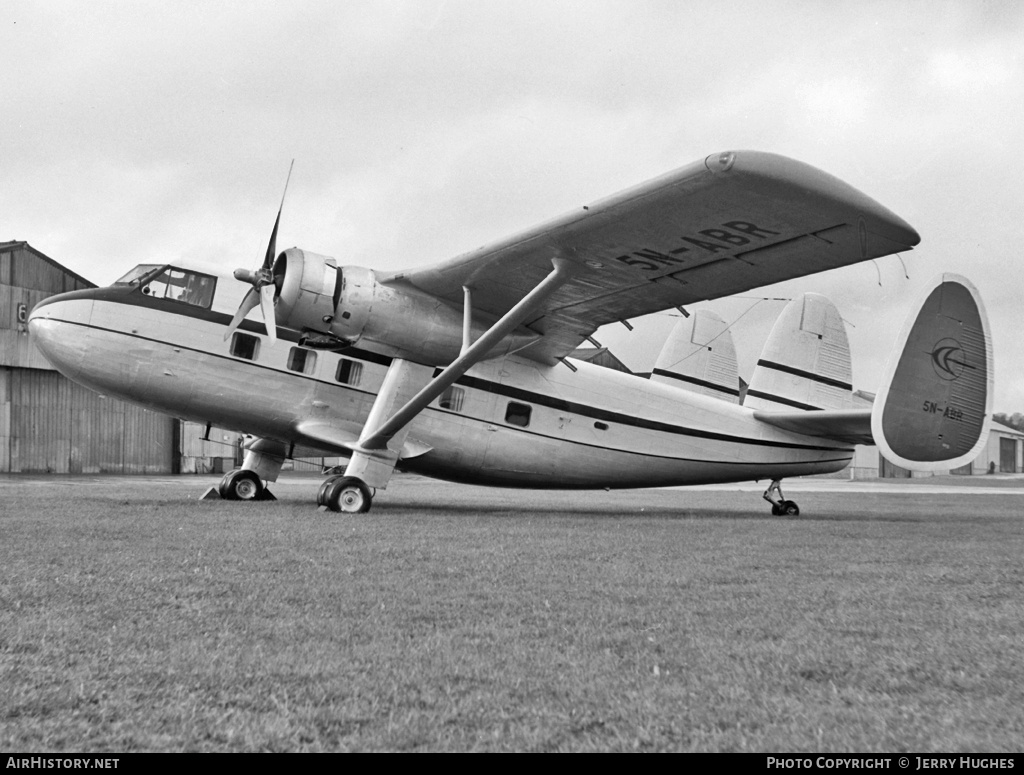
224, 160, 295, 345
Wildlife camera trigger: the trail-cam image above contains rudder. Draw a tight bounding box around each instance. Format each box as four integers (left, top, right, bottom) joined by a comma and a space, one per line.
744, 293, 854, 412
872, 274, 992, 470
650, 310, 740, 403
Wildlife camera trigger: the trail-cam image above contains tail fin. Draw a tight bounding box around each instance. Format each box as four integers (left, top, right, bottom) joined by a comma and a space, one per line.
872, 274, 992, 470
744, 293, 854, 411
650, 310, 740, 403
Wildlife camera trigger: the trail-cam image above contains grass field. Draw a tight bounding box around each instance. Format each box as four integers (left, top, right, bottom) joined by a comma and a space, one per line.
2, 474, 1022, 752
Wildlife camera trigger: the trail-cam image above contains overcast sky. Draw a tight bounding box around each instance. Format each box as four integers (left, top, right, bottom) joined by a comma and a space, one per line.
4, 1, 1023, 409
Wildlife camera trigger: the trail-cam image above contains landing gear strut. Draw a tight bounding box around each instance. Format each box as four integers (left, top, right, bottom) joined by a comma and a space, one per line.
763, 479, 799, 516
317, 475, 373, 513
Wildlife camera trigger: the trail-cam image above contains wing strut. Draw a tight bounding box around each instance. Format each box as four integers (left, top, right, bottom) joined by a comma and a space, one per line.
343, 258, 577, 488
462, 285, 473, 354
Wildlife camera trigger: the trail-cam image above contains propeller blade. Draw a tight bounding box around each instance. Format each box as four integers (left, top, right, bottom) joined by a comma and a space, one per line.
223, 287, 261, 341
263, 159, 294, 271
225, 160, 294, 345
259, 284, 277, 345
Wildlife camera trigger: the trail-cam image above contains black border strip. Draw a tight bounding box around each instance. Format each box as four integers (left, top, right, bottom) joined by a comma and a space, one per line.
651, 368, 741, 396
746, 389, 821, 411
450, 374, 844, 451
756, 359, 853, 391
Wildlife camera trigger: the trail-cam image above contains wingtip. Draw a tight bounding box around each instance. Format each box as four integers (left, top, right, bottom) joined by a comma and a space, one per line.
719, 150, 922, 250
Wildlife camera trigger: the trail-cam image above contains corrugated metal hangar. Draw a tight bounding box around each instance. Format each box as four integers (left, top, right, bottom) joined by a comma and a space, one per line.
2, 239, 1021, 478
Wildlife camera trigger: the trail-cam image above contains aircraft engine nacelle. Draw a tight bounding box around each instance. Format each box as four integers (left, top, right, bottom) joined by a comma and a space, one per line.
272, 247, 537, 364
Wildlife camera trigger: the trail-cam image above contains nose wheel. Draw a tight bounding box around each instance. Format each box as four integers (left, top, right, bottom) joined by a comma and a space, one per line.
205, 468, 276, 501
219, 468, 265, 500
763, 479, 799, 516
317, 476, 373, 513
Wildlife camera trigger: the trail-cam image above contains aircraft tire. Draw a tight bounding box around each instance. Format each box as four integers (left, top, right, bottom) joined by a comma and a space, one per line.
218, 469, 240, 500
780, 500, 800, 516
324, 477, 372, 514
317, 475, 345, 507
221, 469, 264, 501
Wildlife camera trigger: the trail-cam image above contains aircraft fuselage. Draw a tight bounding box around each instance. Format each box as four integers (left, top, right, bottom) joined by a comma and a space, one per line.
29, 284, 854, 489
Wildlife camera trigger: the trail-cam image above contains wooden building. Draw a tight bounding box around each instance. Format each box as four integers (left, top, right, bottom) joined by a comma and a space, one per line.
1, 241, 178, 473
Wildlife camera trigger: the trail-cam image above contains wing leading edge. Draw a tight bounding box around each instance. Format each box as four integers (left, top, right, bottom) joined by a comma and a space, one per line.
388, 150, 920, 364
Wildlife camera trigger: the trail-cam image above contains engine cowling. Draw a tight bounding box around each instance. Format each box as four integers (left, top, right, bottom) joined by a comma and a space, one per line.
272, 247, 538, 365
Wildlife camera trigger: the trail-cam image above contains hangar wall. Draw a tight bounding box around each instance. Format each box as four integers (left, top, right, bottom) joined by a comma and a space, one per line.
0, 367, 177, 473
1, 241, 178, 474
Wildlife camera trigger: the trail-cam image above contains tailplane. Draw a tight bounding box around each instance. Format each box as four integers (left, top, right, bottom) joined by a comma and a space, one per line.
744, 293, 854, 412
872, 274, 992, 470
650, 310, 740, 403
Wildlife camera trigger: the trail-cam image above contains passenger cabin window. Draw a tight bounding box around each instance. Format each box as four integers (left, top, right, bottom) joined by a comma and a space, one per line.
504, 401, 532, 428
336, 358, 362, 386
119, 265, 217, 309
287, 347, 317, 375
438, 386, 465, 413
230, 332, 260, 361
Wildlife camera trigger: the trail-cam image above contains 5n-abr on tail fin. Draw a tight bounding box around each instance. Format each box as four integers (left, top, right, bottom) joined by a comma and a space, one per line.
872, 274, 993, 471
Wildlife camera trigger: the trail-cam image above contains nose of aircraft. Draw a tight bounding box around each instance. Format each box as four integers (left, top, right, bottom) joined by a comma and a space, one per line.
27, 292, 93, 380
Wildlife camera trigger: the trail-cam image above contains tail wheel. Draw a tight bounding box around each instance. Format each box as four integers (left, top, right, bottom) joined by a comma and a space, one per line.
324, 477, 372, 514
219, 469, 264, 501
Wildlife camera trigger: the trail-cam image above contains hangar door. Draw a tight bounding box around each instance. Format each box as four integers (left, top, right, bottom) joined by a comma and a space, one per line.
2, 368, 176, 474
878, 453, 911, 479
999, 438, 1018, 473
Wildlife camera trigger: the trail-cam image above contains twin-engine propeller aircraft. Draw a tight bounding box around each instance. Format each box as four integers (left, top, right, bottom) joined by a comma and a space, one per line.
29, 151, 993, 514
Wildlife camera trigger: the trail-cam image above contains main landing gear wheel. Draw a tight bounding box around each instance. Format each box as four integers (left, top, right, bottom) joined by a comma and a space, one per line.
219, 469, 264, 501
763, 479, 799, 517
316, 475, 345, 507
322, 476, 373, 514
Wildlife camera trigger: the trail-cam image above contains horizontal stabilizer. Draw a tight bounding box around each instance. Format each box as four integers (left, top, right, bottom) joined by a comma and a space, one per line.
753, 408, 873, 445
871, 274, 992, 470
650, 310, 740, 402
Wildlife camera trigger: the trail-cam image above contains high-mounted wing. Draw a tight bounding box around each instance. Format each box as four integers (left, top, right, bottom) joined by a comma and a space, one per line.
388, 151, 920, 363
